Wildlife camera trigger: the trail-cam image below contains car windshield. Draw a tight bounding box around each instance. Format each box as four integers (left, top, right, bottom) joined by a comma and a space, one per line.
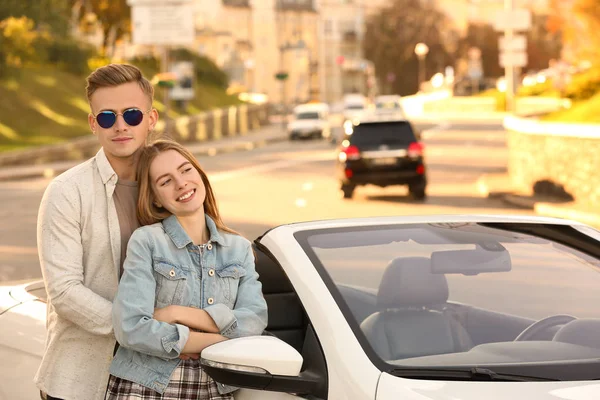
295, 222, 600, 380
350, 121, 416, 146
376, 101, 400, 109
296, 112, 320, 120
346, 104, 364, 110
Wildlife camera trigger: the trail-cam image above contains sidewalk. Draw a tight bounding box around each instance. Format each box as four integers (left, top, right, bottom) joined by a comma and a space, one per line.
0, 124, 287, 182
477, 173, 600, 228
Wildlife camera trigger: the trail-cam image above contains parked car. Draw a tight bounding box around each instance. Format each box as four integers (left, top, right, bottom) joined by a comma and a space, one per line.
5, 215, 600, 399
287, 103, 331, 140
336, 114, 426, 200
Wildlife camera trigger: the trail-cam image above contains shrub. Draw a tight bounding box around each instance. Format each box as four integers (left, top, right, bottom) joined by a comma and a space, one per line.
564, 68, 600, 101
46, 38, 96, 75
170, 48, 229, 88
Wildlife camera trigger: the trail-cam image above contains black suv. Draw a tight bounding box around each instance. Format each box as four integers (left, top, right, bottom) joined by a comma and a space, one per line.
336, 116, 427, 200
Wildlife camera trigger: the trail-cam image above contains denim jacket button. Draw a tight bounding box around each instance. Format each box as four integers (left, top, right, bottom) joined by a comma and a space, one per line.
207, 297, 214, 305
208, 269, 215, 277
207, 243, 213, 251
169, 269, 176, 277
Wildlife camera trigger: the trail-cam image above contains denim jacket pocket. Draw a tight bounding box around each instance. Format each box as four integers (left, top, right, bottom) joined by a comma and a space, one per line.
152, 259, 187, 308
215, 263, 247, 303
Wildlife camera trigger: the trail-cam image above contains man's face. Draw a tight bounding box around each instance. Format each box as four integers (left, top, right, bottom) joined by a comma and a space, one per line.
88, 82, 158, 163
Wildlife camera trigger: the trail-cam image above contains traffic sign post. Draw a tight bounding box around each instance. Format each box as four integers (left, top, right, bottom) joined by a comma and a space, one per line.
127, 0, 195, 127
494, 3, 531, 113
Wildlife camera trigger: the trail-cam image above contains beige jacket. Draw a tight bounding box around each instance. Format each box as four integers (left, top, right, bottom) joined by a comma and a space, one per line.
35, 148, 122, 400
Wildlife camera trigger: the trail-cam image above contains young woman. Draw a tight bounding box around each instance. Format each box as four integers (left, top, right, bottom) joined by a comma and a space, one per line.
106, 139, 268, 399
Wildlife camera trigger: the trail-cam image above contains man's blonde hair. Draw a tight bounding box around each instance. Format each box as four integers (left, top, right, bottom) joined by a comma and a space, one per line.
85, 63, 154, 105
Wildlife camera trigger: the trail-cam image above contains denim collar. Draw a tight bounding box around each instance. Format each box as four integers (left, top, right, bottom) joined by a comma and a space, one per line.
162, 214, 227, 249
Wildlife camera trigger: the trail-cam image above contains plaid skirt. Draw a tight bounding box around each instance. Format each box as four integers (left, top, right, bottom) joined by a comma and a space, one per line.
105, 359, 234, 400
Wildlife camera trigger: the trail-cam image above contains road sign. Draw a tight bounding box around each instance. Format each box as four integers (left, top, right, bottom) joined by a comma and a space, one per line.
493, 9, 532, 31
500, 52, 528, 68
130, 3, 195, 45
499, 35, 527, 52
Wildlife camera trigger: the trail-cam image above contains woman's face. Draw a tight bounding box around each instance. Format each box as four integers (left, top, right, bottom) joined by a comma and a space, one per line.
149, 149, 206, 217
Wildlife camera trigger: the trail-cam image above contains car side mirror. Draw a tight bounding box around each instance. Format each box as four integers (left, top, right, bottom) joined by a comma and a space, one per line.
200, 336, 322, 395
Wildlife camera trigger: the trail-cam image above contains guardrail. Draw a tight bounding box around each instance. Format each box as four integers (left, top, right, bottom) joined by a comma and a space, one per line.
0, 104, 270, 168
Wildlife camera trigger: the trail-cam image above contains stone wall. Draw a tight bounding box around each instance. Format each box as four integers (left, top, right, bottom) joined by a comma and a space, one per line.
505, 116, 600, 207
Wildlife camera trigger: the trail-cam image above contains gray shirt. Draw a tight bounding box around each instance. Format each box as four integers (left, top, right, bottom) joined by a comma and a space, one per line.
113, 179, 140, 277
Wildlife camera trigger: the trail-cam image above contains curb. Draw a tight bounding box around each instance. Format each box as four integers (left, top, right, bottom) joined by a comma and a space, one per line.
0, 129, 289, 182
477, 173, 600, 228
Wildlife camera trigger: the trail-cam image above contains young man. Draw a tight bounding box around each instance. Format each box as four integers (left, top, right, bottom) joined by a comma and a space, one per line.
35, 64, 159, 400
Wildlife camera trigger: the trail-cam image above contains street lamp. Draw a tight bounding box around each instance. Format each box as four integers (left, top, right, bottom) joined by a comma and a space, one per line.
414, 42, 429, 92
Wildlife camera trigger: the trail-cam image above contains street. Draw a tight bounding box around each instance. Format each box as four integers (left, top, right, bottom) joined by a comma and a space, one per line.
0, 119, 533, 283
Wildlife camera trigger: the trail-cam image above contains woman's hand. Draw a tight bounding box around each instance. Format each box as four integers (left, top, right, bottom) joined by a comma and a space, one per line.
153, 305, 180, 324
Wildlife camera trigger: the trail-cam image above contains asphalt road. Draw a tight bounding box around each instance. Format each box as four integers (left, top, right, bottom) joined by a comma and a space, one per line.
0, 119, 534, 283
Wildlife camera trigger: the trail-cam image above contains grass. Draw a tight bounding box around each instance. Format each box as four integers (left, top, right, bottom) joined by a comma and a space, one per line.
542, 92, 600, 123
0, 66, 243, 152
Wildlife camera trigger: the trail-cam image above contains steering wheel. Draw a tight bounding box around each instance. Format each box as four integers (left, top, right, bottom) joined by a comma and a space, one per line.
514, 315, 577, 342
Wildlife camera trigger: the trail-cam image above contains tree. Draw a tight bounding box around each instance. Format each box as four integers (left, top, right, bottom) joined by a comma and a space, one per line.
0, 0, 71, 36
0, 17, 40, 76
525, 14, 562, 72
363, 0, 456, 95
69, 0, 131, 56
458, 23, 502, 78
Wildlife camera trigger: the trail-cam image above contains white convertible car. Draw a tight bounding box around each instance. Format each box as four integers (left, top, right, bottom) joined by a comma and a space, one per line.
3, 215, 600, 400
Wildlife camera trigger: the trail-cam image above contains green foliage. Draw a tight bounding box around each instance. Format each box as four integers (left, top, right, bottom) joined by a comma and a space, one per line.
564, 68, 600, 101
129, 55, 161, 78
171, 48, 229, 89
0, 0, 71, 36
0, 17, 40, 70
45, 38, 97, 75
518, 80, 559, 97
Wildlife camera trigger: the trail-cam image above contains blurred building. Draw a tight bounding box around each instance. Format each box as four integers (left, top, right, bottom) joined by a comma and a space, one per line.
316, 0, 370, 103
194, 1, 255, 92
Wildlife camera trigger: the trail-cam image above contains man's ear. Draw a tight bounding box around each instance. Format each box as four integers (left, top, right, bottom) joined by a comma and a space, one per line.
88, 113, 97, 134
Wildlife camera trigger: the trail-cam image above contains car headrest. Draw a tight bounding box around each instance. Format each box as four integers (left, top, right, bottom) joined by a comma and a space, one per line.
553, 319, 600, 349
377, 257, 448, 309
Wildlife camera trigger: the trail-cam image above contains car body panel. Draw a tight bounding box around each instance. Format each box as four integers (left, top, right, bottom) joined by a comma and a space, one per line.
376, 373, 600, 400
0, 285, 46, 400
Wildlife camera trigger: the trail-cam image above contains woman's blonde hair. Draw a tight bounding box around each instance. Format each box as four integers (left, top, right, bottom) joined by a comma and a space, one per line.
136, 139, 238, 236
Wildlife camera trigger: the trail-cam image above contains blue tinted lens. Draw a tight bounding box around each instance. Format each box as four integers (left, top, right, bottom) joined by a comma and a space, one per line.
96, 111, 116, 128
123, 109, 144, 126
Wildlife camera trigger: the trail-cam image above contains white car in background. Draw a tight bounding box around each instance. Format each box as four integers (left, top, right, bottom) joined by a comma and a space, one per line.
374, 94, 406, 118
287, 103, 331, 140
3, 215, 600, 399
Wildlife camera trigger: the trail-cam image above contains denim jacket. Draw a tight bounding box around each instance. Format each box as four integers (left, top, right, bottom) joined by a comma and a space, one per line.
109, 215, 268, 395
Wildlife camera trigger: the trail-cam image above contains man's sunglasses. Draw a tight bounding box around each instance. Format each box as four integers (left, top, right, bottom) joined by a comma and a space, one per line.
93, 108, 151, 129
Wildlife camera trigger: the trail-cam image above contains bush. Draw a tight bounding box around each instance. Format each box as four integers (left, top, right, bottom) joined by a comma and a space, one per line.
564, 68, 600, 101
129, 55, 161, 78
170, 48, 229, 89
45, 38, 96, 75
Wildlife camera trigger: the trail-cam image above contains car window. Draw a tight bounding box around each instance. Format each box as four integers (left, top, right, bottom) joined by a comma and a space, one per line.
345, 104, 364, 110
376, 101, 400, 109
295, 223, 600, 380
349, 121, 416, 146
296, 112, 320, 120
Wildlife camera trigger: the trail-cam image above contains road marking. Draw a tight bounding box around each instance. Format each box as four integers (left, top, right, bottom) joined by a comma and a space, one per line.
209, 152, 334, 183
421, 122, 451, 139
